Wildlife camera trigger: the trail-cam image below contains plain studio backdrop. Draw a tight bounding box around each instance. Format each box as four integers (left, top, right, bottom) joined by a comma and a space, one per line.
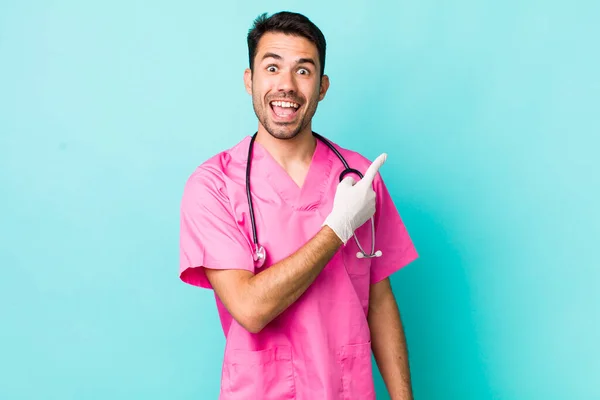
1, 1, 598, 399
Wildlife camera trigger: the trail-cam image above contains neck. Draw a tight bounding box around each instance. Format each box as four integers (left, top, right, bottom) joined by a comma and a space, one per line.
255, 126, 317, 167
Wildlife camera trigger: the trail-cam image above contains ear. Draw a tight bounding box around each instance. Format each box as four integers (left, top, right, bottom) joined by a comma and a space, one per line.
318, 75, 330, 101
243, 68, 252, 95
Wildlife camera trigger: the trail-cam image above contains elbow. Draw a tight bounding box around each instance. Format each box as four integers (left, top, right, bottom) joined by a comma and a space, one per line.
241, 319, 265, 334
234, 304, 269, 334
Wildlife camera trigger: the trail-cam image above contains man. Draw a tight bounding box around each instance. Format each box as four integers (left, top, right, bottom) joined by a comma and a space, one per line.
179, 11, 419, 400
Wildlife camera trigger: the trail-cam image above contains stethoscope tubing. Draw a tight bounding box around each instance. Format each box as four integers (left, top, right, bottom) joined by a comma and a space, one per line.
246, 132, 380, 265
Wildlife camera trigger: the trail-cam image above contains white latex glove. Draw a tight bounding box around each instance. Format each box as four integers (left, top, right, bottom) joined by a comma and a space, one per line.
323, 153, 387, 244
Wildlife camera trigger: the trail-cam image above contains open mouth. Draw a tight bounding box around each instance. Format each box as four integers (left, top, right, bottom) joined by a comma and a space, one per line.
269, 100, 300, 122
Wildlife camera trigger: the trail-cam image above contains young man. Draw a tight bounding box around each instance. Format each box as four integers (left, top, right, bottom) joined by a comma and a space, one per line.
180, 11, 419, 400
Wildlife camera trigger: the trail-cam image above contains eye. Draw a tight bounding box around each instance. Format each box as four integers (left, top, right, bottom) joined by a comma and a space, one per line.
298, 68, 310, 75
267, 65, 278, 73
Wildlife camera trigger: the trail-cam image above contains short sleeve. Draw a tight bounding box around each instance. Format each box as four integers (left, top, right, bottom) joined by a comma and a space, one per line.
369, 174, 419, 284
179, 168, 254, 289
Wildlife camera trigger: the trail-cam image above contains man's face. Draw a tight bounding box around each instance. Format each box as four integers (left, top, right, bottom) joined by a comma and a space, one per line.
244, 32, 330, 140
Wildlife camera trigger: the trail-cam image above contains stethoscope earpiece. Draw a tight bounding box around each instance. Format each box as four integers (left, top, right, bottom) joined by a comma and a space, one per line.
356, 250, 382, 259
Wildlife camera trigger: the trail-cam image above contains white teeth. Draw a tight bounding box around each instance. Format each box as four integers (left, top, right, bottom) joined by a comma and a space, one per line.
271, 101, 299, 108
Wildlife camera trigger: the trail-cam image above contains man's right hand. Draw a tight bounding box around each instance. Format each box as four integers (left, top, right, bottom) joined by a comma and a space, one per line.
322, 153, 387, 244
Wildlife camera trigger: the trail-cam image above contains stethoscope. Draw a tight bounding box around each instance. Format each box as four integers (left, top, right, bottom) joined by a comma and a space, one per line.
246, 131, 382, 268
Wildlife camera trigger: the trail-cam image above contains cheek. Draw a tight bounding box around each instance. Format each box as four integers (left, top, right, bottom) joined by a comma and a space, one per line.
305, 81, 322, 100
251, 85, 267, 104
253, 75, 274, 93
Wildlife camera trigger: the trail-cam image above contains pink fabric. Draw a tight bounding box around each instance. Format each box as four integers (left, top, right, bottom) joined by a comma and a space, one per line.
180, 135, 418, 399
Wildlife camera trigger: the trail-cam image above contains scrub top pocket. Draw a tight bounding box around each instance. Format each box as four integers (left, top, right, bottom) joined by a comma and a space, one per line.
338, 341, 376, 400
224, 345, 296, 400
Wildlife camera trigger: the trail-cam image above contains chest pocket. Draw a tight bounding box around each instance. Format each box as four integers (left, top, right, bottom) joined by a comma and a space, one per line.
340, 224, 373, 312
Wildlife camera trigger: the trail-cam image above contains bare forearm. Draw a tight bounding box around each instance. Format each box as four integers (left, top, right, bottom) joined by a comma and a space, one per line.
368, 280, 413, 400
247, 225, 342, 328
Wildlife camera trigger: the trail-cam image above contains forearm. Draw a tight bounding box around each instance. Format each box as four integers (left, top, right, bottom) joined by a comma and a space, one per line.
247, 225, 342, 328
368, 280, 413, 400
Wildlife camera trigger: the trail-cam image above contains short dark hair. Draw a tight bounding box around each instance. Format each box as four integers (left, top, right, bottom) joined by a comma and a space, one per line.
247, 11, 327, 77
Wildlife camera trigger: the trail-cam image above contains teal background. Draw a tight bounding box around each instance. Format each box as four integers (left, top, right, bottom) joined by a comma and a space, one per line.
1, 1, 598, 399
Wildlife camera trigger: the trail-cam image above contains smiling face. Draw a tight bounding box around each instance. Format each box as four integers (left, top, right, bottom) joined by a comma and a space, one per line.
244, 32, 330, 140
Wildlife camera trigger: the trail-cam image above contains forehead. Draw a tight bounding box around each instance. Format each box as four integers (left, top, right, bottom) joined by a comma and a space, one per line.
255, 32, 319, 65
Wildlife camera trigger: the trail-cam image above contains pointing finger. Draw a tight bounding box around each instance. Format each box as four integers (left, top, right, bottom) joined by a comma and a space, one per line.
361, 153, 387, 185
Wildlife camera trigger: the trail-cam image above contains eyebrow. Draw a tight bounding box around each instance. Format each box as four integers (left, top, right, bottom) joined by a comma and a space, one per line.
261, 52, 316, 68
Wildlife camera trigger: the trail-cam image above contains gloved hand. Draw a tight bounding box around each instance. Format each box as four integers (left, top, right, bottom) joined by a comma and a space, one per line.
322, 153, 387, 244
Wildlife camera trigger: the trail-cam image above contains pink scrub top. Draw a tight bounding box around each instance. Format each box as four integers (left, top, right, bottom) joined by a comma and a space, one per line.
180, 135, 418, 400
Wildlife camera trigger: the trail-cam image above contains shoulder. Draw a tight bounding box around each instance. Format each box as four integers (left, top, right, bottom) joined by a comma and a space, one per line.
319, 135, 381, 177
182, 136, 251, 201
318, 135, 391, 193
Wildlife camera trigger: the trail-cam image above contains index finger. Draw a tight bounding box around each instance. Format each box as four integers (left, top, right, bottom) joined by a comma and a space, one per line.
360, 153, 387, 185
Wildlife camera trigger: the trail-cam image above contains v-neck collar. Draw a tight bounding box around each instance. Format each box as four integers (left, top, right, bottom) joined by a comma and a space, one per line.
249, 134, 334, 211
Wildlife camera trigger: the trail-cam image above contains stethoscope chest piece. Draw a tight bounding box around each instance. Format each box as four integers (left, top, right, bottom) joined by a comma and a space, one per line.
253, 244, 266, 268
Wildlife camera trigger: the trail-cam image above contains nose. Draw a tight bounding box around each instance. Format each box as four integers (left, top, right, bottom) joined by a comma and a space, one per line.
276, 69, 297, 93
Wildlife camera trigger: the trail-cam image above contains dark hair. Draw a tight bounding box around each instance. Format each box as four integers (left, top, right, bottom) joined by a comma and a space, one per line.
247, 11, 327, 77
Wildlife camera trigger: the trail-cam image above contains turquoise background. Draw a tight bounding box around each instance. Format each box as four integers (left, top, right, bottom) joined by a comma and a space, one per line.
1, 1, 598, 399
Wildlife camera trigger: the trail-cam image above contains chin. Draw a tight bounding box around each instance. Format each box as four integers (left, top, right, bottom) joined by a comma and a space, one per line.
269, 130, 300, 140
264, 122, 303, 140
